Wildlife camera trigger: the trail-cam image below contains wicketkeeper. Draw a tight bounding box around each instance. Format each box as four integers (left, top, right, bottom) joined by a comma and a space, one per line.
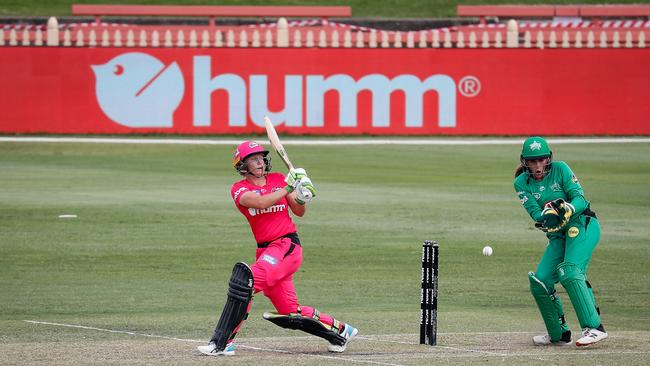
197, 141, 358, 356
514, 136, 608, 347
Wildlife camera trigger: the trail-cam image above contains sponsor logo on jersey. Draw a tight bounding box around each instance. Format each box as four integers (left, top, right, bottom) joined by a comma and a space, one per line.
568, 227, 579, 238
518, 192, 528, 205
248, 204, 287, 217
571, 174, 579, 184
539, 186, 545, 191
261, 254, 278, 265
233, 187, 248, 200
550, 182, 561, 192
533, 193, 541, 200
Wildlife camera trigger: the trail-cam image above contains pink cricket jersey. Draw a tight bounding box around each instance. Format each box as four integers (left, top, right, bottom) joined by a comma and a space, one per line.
231, 172, 297, 243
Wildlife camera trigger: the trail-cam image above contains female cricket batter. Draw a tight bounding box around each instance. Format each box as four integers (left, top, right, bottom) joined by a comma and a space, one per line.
514, 136, 608, 347
198, 141, 358, 356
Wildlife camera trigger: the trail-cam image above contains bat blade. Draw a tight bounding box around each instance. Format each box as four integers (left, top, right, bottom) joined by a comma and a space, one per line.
264, 116, 294, 170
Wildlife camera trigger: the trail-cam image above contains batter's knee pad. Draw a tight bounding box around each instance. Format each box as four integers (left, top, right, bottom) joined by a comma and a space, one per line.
556, 262, 601, 328
528, 271, 565, 342
263, 310, 346, 346
210, 262, 254, 350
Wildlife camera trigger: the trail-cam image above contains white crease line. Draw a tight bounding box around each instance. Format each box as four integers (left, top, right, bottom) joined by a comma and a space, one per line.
332, 333, 650, 360
516, 351, 650, 356
356, 336, 510, 357
245, 331, 536, 342
23, 320, 200, 343
364, 331, 537, 337
23, 320, 650, 361
2, 136, 650, 146
233, 344, 406, 366
24, 320, 404, 366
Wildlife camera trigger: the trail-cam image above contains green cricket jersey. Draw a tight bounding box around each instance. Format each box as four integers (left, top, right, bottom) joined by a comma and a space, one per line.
514, 161, 589, 228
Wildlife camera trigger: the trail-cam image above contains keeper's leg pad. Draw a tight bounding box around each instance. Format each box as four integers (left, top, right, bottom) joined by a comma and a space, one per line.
557, 262, 601, 328
529, 272, 566, 342
210, 262, 254, 350
263, 311, 346, 346
586, 280, 601, 315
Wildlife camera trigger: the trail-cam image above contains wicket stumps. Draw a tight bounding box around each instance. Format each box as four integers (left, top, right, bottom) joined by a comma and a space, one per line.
420, 240, 439, 345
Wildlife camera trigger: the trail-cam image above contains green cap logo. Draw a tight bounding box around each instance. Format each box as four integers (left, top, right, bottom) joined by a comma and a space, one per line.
521, 136, 551, 159
529, 141, 542, 151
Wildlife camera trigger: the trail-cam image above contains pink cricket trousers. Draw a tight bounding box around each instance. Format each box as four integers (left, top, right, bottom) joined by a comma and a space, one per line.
251, 236, 336, 326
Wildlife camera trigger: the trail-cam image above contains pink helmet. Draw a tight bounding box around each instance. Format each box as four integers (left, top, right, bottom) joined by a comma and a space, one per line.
233, 141, 270, 175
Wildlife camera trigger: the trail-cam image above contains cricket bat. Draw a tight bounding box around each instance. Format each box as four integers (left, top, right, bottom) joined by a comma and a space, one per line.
264, 116, 294, 170
264, 117, 312, 200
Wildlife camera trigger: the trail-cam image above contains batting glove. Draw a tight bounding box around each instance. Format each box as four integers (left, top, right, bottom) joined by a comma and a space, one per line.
295, 176, 316, 205
284, 168, 307, 193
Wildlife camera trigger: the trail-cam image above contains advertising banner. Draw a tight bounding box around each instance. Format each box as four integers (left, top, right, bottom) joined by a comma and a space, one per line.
1, 47, 648, 135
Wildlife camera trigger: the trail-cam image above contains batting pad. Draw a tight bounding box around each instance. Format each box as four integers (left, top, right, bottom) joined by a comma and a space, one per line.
263, 311, 346, 346
210, 262, 254, 351
557, 262, 601, 328
528, 272, 566, 342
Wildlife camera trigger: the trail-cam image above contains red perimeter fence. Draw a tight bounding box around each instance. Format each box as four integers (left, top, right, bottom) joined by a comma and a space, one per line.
1, 47, 648, 136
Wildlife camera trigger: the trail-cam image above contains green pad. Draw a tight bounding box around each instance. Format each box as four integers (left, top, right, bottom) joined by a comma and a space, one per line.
557, 262, 601, 328
528, 272, 566, 342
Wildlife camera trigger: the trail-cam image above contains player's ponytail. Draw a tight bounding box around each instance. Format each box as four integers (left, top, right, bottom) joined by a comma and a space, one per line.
514, 164, 526, 178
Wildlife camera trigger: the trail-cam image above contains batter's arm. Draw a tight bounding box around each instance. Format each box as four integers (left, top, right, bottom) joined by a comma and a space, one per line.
286, 192, 306, 217
239, 189, 288, 210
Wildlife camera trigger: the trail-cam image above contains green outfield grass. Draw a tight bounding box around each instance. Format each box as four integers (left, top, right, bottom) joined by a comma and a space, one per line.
0, 0, 645, 18
1, 139, 649, 365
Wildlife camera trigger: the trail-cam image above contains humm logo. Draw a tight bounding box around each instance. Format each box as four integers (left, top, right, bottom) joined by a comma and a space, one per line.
92, 52, 480, 129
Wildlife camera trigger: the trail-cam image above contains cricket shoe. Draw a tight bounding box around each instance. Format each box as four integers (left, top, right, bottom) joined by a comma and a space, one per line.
197, 340, 235, 356
327, 323, 358, 353
576, 325, 608, 347
533, 330, 572, 346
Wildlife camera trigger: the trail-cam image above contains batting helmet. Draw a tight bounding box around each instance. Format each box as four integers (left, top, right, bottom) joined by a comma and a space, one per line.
520, 136, 553, 175
521, 136, 552, 160
233, 141, 271, 176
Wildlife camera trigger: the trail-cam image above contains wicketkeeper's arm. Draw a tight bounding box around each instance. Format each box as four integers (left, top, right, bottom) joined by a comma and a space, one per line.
514, 181, 544, 222
557, 161, 588, 216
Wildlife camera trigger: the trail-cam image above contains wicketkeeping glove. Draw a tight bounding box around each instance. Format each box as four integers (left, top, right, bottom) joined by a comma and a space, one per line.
539, 198, 575, 233
284, 168, 307, 193
534, 222, 549, 233
295, 176, 316, 205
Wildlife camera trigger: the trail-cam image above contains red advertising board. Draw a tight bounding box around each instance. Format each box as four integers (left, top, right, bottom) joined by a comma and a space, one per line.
0, 47, 648, 135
